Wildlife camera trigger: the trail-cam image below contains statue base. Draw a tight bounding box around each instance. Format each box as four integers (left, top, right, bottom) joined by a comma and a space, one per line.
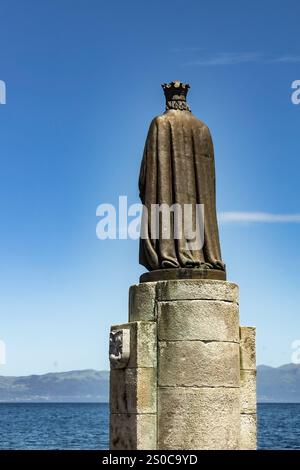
109, 279, 256, 450
140, 268, 226, 283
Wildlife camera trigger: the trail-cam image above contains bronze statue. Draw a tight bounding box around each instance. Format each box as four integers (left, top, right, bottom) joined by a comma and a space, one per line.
139, 81, 226, 282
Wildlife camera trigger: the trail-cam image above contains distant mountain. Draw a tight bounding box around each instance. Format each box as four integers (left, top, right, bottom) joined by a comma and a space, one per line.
1, 364, 300, 403
258, 363, 300, 402
0, 370, 109, 403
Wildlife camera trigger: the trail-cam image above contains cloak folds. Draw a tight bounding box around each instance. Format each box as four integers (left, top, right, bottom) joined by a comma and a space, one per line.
138, 109, 225, 272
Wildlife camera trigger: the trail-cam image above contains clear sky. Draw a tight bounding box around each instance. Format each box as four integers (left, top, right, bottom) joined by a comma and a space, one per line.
0, 0, 300, 375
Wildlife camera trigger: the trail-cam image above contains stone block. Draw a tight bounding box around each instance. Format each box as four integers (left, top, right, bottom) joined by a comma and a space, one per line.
129, 283, 157, 322
240, 327, 256, 370
158, 300, 239, 342
110, 367, 156, 414
158, 387, 240, 450
156, 279, 238, 303
240, 369, 257, 414
110, 321, 157, 369
158, 340, 240, 387
110, 413, 156, 450
240, 414, 257, 450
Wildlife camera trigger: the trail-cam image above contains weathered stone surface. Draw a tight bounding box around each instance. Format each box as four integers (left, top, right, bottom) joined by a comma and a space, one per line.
240, 369, 257, 414
110, 322, 157, 369
158, 387, 240, 450
110, 413, 156, 450
110, 367, 156, 414
240, 414, 256, 450
158, 300, 239, 342
110, 278, 247, 450
158, 341, 240, 387
129, 283, 157, 322
156, 279, 238, 303
240, 327, 256, 370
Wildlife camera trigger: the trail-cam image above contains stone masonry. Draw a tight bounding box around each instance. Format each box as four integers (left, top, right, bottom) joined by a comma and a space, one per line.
109, 279, 256, 450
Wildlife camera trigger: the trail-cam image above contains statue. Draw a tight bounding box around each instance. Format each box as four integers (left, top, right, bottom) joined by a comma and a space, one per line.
139, 81, 226, 282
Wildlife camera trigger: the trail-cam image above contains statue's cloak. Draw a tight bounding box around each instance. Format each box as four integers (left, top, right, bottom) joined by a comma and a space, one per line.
139, 109, 225, 271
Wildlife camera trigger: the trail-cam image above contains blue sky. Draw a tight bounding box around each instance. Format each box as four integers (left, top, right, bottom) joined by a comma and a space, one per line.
0, 0, 300, 375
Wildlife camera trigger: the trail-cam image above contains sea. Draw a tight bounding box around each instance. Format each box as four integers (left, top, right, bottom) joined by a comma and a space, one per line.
0, 403, 299, 450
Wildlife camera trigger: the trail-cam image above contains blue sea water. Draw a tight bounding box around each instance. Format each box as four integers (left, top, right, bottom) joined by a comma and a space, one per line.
0, 403, 109, 450
258, 403, 300, 450
0, 403, 300, 450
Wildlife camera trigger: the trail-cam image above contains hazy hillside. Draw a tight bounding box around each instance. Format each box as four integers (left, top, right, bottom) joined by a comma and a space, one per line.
0, 370, 109, 402
1, 364, 300, 402
257, 363, 300, 402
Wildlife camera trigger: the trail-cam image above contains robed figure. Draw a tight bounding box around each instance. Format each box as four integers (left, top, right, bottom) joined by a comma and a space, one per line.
139, 81, 225, 280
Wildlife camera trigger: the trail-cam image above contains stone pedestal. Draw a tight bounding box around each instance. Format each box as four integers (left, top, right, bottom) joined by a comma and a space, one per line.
109, 279, 256, 450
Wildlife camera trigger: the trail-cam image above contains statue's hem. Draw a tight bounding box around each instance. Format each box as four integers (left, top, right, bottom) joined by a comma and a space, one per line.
140, 268, 226, 283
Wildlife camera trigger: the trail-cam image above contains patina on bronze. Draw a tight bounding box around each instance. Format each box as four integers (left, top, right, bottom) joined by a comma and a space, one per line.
139, 81, 226, 283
